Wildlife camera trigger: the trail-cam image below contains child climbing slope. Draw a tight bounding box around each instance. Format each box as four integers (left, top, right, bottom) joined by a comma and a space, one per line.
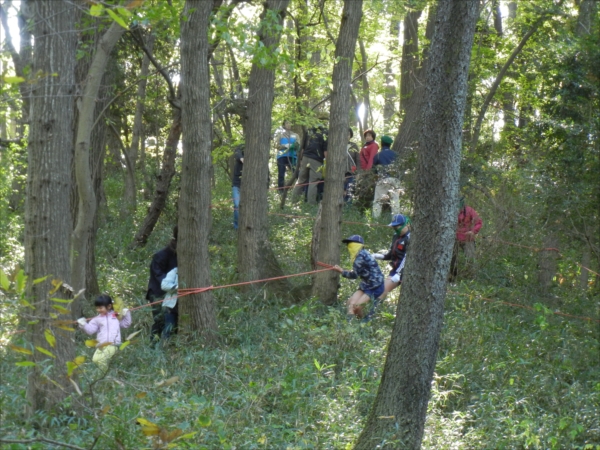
77, 294, 131, 371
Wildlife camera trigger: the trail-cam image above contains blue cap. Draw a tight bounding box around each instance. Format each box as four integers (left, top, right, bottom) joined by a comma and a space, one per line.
342, 234, 364, 244
388, 214, 407, 227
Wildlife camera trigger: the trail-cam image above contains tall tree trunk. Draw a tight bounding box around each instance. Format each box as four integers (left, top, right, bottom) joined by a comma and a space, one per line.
312, 0, 362, 305
391, 5, 434, 160
357, 38, 371, 129
576, 0, 596, 36
123, 34, 155, 215
355, 1, 479, 447
399, 8, 422, 117
71, 20, 128, 300
133, 107, 182, 247
179, 0, 218, 340
237, 0, 291, 295
383, 19, 400, 128
25, 0, 77, 415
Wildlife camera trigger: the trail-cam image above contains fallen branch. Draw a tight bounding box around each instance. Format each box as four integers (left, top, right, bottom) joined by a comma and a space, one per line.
0, 436, 85, 450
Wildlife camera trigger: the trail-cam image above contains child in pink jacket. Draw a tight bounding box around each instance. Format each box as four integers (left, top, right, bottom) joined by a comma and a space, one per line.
77, 294, 132, 371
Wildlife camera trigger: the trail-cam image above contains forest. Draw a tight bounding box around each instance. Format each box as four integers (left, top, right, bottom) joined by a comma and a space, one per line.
0, 0, 598, 449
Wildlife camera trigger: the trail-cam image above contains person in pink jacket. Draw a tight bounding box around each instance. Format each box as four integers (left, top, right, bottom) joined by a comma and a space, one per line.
77, 294, 132, 371
450, 197, 483, 281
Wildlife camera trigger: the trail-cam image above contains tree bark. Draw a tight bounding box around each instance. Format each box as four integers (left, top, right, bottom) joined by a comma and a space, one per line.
577, 0, 596, 37
383, 19, 400, 128
399, 9, 422, 117
25, 0, 78, 415
71, 19, 128, 300
179, 0, 218, 340
133, 108, 182, 247
237, 0, 291, 296
355, 1, 479, 447
312, 0, 362, 305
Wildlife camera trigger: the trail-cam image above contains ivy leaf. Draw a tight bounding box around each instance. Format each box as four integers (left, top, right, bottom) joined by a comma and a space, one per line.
35, 346, 55, 358
106, 8, 129, 30
44, 329, 56, 348
9, 345, 33, 355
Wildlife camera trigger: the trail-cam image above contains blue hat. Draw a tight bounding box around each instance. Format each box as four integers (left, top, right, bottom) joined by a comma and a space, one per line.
388, 214, 407, 227
342, 234, 364, 244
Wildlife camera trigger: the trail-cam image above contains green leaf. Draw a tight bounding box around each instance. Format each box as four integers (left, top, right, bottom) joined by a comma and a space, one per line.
119, 340, 131, 351
15, 270, 26, 294
9, 345, 33, 355
52, 304, 70, 314
44, 329, 56, 348
116, 6, 133, 18
3, 76, 25, 84
90, 4, 104, 17
106, 8, 129, 30
197, 415, 211, 427
0, 269, 10, 291
33, 275, 49, 285
35, 346, 56, 358
50, 297, 73, 304
16, 361, 36, 367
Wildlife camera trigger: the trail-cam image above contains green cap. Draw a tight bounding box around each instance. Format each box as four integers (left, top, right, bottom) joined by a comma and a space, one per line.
381, 135, 393, 145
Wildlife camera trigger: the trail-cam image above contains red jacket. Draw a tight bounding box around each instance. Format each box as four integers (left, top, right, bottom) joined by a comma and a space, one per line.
359, 141, 379, 170
456, 206, 482, 242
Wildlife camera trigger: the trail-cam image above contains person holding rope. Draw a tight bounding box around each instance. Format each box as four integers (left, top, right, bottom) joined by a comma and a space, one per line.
373, 214, 411, 298
146, 226, 178, 344
333, 235, 385, 321
273, 119, 299, 190
291, 117, 328, 205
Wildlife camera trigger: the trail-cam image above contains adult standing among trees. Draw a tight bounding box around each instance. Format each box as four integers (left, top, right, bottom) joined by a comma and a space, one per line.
344, 128, 360, 203
355, 0, 480, 447
372, 134, 399, 218
450, 197, 483, 281
273, 120, 299, 189
146, 226, 178, 344
291, 120, 328, 205
359, 129, 378, 170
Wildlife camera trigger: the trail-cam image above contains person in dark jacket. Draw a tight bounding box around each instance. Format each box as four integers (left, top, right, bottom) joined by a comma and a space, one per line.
374, 213, 410, 298
333, 234, 385, 320
146, 226, 178, 343
292, 124, 328, 205
232, 144, 244, 229
372, 135, 400, 218
344, 128, 360, 203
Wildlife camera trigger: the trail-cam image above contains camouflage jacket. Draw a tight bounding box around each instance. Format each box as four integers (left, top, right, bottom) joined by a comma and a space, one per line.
342, 249, 384, 291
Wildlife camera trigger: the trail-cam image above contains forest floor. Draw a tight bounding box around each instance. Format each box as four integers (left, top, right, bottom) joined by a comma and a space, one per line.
1, 178, 599, 449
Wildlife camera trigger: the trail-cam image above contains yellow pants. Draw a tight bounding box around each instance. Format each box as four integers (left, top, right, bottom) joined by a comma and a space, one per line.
92, 345, 117, 371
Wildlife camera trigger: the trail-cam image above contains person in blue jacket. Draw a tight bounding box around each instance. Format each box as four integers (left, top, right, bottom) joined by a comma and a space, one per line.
333, 235, 385, 320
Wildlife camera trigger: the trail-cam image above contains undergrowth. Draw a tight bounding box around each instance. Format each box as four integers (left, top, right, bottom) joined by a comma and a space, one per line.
1, 174, 599, 449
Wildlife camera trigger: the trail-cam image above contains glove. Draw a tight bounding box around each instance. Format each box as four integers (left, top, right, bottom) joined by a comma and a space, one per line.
77, 318, 87, 327
373, 253, 384, 260
390, 273, 401, 283
120, 308, 129, 317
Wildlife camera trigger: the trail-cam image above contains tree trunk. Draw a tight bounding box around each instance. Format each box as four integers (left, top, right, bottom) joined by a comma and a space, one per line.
237, 0, 291, 296
399, 9, 422, 117
312, 0, 362, 305
133, 107, 182, 247
383, 19, 400, 128
123, 34, 155, 215
577, 0, 596, 37
25, 0, 77, 415
71, 20, 128, 300
355, 1, 479, 448
178, 0, 218, 340
391, 5, 434, 161
357, 38, 371, 129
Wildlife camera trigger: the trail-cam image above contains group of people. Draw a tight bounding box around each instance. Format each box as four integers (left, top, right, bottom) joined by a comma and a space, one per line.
231, 119, 403, 229
75, 195, 482, 368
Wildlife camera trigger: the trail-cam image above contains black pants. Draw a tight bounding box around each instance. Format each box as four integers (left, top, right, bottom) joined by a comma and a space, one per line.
277, 157, 295, 188
149, 297, 178, 341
